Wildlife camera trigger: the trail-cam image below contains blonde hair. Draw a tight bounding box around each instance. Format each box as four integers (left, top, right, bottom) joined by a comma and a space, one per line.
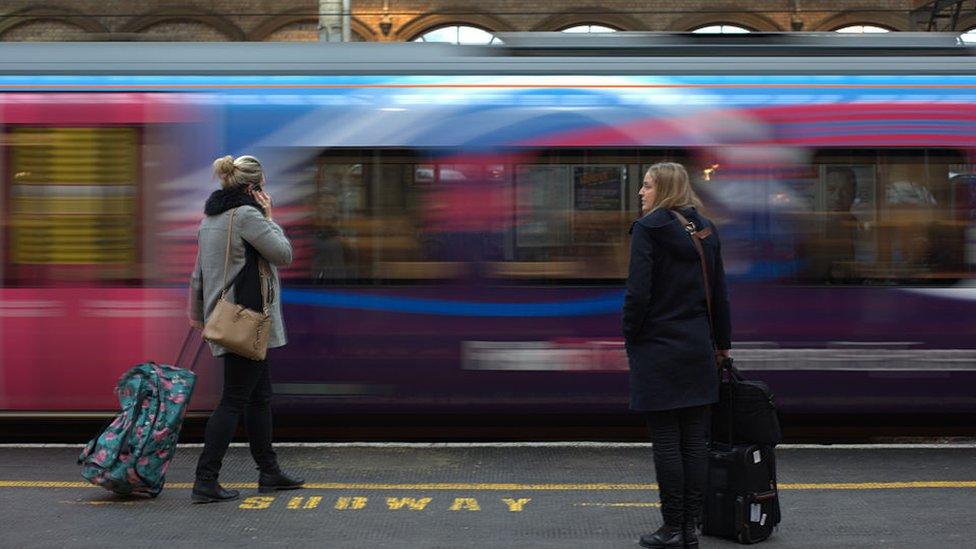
644, 162, 703, 213
213, 155, 264, 190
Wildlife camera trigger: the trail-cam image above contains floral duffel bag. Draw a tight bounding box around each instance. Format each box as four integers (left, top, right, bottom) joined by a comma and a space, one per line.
79, 334, 203, 497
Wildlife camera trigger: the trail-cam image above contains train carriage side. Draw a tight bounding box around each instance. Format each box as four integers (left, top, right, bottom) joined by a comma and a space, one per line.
0, 39, 974, 420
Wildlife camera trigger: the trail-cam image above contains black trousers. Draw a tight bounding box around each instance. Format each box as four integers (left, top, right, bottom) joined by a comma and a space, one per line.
195, 353, 278, 481
645, 405, 710, 527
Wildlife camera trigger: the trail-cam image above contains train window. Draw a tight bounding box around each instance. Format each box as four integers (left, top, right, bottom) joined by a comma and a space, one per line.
314, 150, 478, 283
3, 127, 140, 285
789, 149, 969, 285
313, 149, 692, 284
508, 163, 631, 280
494, 150, 692, 282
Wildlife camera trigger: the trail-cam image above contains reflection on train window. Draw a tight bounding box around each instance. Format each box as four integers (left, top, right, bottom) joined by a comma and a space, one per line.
315, 151, 500, 282
4, 127, 139, 285
790, 149, 968, 284
315, 153, 429, 282
510, 163, 632, 280
313, 148, 974, 286
314, 150, 688, 284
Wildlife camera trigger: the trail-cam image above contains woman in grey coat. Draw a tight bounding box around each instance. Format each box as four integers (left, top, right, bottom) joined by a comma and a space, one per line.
623, 162, 732, 548
188, 155, 304, 503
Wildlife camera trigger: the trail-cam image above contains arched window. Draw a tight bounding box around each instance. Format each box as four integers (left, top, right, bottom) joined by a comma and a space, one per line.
411, 24, 502, 45
560, 24, 618, 33
834, 25, 891, 33
691, 24, 751, 34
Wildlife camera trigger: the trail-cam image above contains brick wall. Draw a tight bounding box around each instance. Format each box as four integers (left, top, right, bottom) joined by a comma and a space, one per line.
0, 1, 964, 42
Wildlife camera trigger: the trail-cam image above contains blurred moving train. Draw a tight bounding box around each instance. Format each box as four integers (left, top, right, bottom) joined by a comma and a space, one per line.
1, 33, 975, 417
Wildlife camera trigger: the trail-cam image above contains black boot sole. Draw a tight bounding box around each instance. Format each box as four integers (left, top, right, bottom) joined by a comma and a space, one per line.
191, 492, 240, 504
258, 483, 304, 494
638, 541, 682, 549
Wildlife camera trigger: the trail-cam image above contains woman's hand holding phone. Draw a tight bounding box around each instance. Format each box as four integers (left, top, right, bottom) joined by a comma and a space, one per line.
251, 188, 273, 220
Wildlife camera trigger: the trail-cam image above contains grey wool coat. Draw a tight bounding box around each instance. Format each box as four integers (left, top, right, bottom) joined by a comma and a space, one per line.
188, 188, 293, 357
622, 207, 731, 412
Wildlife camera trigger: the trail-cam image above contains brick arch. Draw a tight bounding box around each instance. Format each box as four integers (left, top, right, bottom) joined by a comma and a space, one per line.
249, 10, 376, 41
530, 9, 646, 32
349, 18, 377, 41
667, 12, 783, 32
121, 6, 246, 40
396, 11, 516, 42
942, 12, 976, 32
0, 5, 108, 38
810, 11, 909, 32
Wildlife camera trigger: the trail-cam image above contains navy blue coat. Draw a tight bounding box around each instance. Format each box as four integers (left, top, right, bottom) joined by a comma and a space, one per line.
622, 207, 731, 411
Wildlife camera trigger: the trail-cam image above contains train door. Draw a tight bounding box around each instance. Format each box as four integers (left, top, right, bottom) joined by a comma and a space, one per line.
0, 90, 215, 412
0, 126, 143, 410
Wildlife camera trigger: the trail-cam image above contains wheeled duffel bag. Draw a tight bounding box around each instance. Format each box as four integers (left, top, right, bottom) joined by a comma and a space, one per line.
78, 330, 204, 497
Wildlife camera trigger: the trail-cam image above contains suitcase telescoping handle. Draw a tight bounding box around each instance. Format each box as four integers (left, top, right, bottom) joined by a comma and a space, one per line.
174, 326, 207, 372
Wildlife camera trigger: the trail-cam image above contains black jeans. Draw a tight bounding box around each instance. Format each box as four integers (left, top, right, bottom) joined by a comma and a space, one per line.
645, 405, 710, 528
195, 353, 278, 481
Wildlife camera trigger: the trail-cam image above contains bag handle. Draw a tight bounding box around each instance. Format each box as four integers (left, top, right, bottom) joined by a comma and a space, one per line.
218, 207, 270, 315
722, 357, 738, 444
671, 209, 714, 341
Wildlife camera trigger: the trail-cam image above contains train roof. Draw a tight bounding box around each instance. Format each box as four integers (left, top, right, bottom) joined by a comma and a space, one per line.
1, 32, 975, 75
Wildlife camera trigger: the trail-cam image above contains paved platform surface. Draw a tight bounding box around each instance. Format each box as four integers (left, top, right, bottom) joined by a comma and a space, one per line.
1, 444, 974, 548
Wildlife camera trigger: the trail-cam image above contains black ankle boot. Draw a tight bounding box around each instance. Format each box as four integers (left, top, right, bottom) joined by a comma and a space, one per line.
258, 469, 305, 493
639, 525, 684, 549
191, 478, 240, 504
682, 522, 699, 548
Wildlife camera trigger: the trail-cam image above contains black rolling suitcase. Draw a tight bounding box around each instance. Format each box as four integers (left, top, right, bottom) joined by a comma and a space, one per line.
677, 212, 782, 543
702, 360, 781, 544
702, 443, 780, 543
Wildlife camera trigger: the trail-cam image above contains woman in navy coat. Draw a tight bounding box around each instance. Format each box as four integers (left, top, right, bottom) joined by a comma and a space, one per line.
623, 162, 732, 549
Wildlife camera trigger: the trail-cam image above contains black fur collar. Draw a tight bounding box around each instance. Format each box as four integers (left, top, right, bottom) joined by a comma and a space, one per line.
204, 188, 266, 216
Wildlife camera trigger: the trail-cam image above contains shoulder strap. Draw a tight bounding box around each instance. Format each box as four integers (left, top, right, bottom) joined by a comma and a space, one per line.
219, 207, 270, 312
219, 208, 238, 298
258, 257, 270, 315
671, 209, 714, 343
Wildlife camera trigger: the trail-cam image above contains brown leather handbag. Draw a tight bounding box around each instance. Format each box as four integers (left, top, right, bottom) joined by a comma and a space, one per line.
202, 207, 271, 361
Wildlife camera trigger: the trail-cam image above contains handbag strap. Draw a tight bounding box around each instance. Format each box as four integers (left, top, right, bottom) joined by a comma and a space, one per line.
671, 209, 714, 339
258, 257, 270, 315
218, 207, 270, 314
218, 208, 238, 298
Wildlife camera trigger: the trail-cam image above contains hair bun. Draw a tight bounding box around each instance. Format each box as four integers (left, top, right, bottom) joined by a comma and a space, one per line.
213, 155, 237, 179
212, 154, 263, 191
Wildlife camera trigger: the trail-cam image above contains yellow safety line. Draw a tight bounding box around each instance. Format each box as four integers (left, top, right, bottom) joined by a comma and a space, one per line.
783, 481, 976, 490
2, 481, 976, 490
576, 502, 663, 508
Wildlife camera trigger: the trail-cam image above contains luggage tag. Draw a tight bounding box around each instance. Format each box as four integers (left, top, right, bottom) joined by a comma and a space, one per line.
760, 513, 768, 526
753, 450, 762, 464
750, 503, 761, 522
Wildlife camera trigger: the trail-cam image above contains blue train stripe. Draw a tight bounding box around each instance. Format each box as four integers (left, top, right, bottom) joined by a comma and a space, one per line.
281, 289, 624, 317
